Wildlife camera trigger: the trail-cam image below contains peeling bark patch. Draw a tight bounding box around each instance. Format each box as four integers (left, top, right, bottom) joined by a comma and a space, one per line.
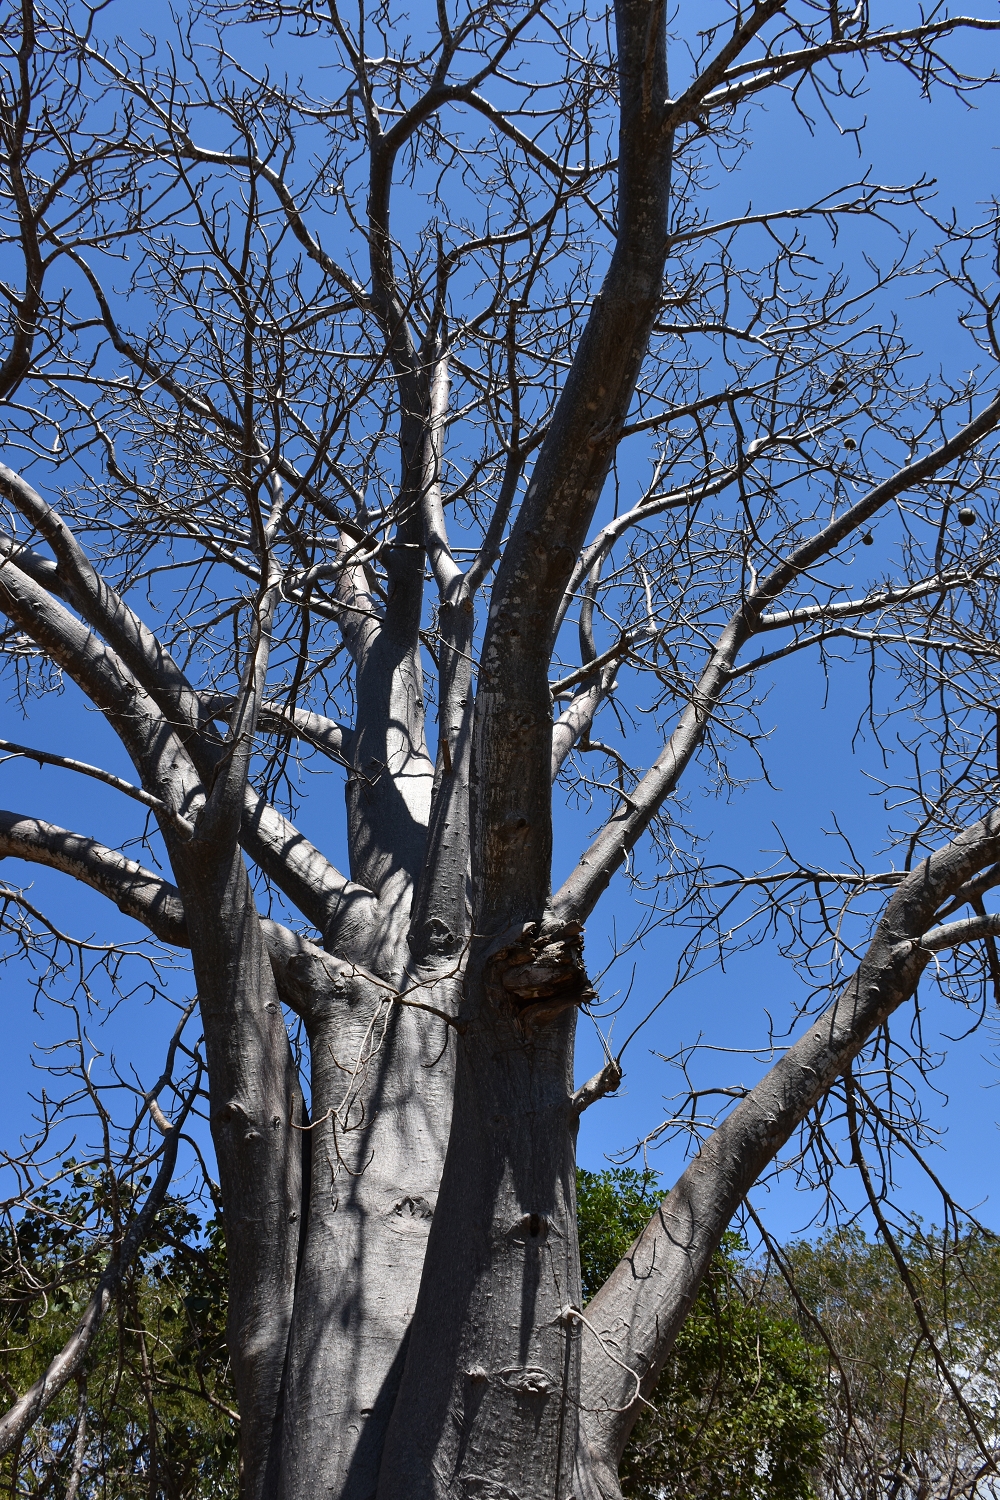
212, 1099, 249, 1126
413, 914, 457, 956
486, 922, 595, 1029
460, 1479, 522, 1500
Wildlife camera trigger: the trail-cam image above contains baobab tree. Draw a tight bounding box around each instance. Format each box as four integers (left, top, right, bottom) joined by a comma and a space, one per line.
2, 2, 1000, 1497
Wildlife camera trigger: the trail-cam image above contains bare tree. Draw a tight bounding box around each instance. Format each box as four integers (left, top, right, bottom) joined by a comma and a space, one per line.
3, 1, 1000, 1497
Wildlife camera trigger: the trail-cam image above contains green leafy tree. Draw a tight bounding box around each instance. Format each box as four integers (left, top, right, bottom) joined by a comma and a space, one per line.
0, 1170, 236, 1498
778, 1227, 1000, 1500
578, 1169, 825, 1500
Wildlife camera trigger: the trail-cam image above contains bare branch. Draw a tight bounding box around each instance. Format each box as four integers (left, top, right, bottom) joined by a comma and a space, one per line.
579, 806, 1000, 1478
554, 390, 1000, 926
0, 736, 195, 837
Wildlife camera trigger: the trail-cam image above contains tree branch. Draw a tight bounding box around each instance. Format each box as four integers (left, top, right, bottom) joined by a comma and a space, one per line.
553, 389, 1000, 926
662, 0, 788, 132
0, 551, 202, 826
239, 787, 378, 959
0, 810, 187, 943
0, 737, 195, 837
200, 694, 355, 768
0, 463, 205, 740
473, 0, 674, 930
700, 16, 1000, 119
0, 807, 371, 1017
0, 473, 363, 942
578, 805, 1000, 1487
755, 569, 975, 632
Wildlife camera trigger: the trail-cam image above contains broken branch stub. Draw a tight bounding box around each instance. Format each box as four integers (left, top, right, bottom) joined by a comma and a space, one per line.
486, 921, 596, 1030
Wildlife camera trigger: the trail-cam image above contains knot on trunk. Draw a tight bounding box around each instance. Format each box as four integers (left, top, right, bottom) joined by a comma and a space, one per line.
497, 1365, 556, 1398
486, 921, 595, 1029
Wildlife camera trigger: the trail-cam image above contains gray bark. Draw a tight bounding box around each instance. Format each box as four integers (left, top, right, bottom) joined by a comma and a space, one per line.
278, 975, 454, 1500
377, 6, 673, 1493
169, 841, 306, 1500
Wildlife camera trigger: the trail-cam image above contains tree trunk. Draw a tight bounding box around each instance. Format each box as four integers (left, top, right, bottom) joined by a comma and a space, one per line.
171, 846, 305, 1500
278, 968, 454, 1500
378, 967, 582, 1500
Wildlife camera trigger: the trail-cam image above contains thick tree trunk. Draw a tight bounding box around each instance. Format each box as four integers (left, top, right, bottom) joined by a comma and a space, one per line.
171, 845, 306, 1500
378, 967, 582, 1500
376, 7, 672, 1490
278, 966, 455, 1500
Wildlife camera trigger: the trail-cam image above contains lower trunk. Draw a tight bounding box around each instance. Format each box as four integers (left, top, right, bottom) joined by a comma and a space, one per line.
376, 947, 583, 1500
279, 964, 456, 1500
177, 849, 305, 1500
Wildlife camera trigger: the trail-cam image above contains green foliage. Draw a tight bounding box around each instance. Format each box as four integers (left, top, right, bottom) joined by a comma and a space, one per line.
777, 1226, 1000, 1498
577, 1164, 664, 1303
578, 1168, 825, 1500
0, 1165, 236, 1498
